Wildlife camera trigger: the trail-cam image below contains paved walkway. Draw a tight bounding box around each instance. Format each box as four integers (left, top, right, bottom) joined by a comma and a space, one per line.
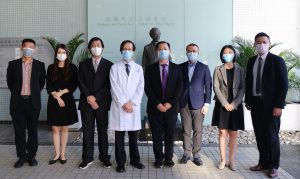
0, 124, 299, 178
0, 144, 295, 179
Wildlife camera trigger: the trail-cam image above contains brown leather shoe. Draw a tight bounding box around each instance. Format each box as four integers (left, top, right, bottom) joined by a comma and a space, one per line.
250, 164, 267, 171
268, 169, 278, 178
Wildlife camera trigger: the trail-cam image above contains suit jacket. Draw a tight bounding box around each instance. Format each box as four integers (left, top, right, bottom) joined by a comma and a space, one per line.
78, 57, 113, 110
245, 52, 288, 109
213, 64, 245, 109
144, 61, 183, 114
6, 58, 46, 111
179, 61, 212, 109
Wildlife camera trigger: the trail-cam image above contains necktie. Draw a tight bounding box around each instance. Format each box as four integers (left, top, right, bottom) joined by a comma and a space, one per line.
161, 64, 168, 98
125, 64, 130, 76
93, 60, 99, 72
256, 57, 262, 94
188, 63, 195, 82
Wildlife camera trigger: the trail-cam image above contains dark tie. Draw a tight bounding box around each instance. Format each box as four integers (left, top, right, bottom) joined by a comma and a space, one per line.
161, 64, 168, 98
125, 64, 130, 76
256, 57, 262, 94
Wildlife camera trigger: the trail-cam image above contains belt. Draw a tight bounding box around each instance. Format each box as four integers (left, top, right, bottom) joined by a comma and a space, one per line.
21, 95, 31, 99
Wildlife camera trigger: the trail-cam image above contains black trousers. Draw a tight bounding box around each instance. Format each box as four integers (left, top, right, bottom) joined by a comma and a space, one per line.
10, 98, 40, 159
251, 97, 281, 169
80, 104, 109, 162
148, 109, 177, 162
115, 131, 140, 166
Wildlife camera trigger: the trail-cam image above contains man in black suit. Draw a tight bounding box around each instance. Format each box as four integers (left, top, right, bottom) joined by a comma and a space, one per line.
245, 32, 288, 178
78, 37, 113, 169
145, 41, 183, 168
6, 38, 46, 168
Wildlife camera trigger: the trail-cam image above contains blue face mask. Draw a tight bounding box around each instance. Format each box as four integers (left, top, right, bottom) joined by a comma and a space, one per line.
222, 54, 234, 62
23, 48, 33, 57
186, 52, 198, 62
121, 50, 133, 61
158, 50, 170, 60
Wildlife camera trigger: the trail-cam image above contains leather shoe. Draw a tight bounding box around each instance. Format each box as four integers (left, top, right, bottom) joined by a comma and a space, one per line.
250, 164, 267, 171
116, 165, 125, 173
28, 158, 38, 166
179, 155, 189, 164
163, 160, 175, 167
154, 160, 163, 168
130, 162, 145, 169
193, 158, 203, 166
268, 169, 278, 178
14, 158, 26, 168
49, 158, 59, 165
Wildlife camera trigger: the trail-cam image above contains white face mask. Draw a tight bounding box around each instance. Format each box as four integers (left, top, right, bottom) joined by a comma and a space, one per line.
57, 54, 67, 61
256, 43, 269, 55
91, 47, 102, 56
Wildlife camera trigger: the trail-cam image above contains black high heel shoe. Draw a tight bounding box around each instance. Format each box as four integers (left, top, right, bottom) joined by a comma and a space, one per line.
59, 156, 67, 164
49, 156, 60, 165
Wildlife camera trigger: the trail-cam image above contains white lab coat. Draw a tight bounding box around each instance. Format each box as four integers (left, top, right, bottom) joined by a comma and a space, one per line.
108, 60, 144, 131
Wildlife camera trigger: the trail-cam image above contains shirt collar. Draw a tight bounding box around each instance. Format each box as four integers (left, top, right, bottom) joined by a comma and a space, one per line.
92, 56, 101, 63
22, 58, 33, 65
159, 61, 169, 66
258, 52, 268, 61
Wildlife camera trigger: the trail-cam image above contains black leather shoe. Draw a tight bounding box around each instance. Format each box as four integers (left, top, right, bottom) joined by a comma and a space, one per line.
154, 160, 163, 168
59, 157, 67, 164
193, 158, 203, 166
250, 164, 267, 171
163, 160, 175, 167
14, 158, 26, 168
28, 158, 38, 166
130, 162, 145, 169
49, 157, 59, 165
179, 155, 189, 164
116, 165, 125, 173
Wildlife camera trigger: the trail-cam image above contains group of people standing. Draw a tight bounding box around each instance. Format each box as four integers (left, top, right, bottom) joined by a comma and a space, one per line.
6, 31, 288, 178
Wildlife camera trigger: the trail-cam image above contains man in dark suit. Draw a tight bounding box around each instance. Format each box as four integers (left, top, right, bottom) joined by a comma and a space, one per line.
145, 41, 183, 168
179, 43, 212, 166
6, 38, 46, 168
245, 32, 288, 178
78, 37, 113, 169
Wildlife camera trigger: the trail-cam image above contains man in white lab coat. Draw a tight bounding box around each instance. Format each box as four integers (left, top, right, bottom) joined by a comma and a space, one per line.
109, 40, 145, 173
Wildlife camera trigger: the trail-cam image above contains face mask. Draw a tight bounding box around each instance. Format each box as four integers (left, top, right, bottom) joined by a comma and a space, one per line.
256, 43, 269, 55
57, 54, 67, 61
186, 52, 198, 62
158, 50, 169, 60
23, 48, 33, 57
91, 47, 102, 56
222, 54, 234, 62
121, 50, 133, 62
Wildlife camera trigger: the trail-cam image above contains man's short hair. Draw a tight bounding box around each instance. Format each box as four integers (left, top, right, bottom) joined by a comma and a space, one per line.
120, 40, 136, 51
255, 32, 270, 42
88, 37, 105, 50
155, 41, 170, 50
186, 43, 199, 51
22, 38, 36, 46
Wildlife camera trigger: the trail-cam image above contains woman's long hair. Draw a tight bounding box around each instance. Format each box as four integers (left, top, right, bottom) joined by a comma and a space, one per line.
51, 44, 71, 81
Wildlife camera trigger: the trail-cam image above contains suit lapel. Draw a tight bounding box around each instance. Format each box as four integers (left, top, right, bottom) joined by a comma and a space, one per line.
220, 64, 227, 86
17, 59, 23, 88
233, 65, 239, 87
96, 58, 105, 74
190, 62, 199, 83
87, 58, 95, 73
262, 53, 271, 83
154, 62, 163, 96
30, 60, 36, 88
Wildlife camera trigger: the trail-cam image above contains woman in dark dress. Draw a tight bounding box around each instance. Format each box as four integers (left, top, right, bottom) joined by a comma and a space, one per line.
212, 45, 245, 171
46, 44, 78, 165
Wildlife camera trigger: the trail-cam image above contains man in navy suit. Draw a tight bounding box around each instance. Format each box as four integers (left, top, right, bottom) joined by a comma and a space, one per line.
179, 43, 212, 166
245, 32, 288, 178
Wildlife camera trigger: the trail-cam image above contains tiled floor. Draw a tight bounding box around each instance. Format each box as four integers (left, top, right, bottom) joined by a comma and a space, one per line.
0, 144, 295, 179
